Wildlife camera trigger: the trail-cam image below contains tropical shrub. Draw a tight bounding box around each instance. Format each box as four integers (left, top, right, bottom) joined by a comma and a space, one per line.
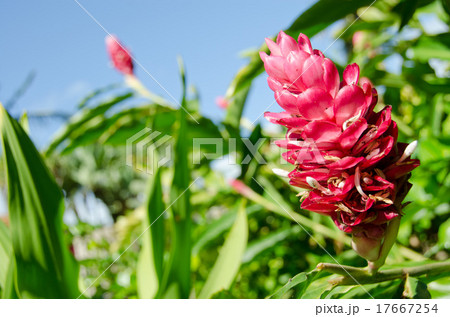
0, 0, 449, 299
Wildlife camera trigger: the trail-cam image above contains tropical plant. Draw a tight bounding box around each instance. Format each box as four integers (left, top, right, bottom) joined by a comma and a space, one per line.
0, 0, 449, 299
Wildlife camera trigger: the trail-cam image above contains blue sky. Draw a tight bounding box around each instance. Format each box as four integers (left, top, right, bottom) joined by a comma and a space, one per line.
1, 0, 350, 146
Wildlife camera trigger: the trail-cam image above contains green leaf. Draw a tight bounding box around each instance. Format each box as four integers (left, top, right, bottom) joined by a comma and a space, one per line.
2, 258, 18, 299
192, 210, 239, 257
18, 111, 29, 135
0, 221, 12, 290
270, 270, 323, 299
223, 85, 250, 131
162, 59, 192, 298
241, 124, 264, 183
432, 94, 445, 137
286, 0, 376, 36
210, 289, 238, 299
0, 221, 17, 299
328, 280, 404, 299
242, 226, 299, 264
136, 167, 165, 299
270, 272, 307, 299
428, 276, 450, 298
442, 0, 450, 16
403, 275, 431, 299
186, 85, 200, 114
0, 104, 79, 298
77, 83, 121, 109
438, 218, 450, 248
45, 92, 133, 155
192, 205, 261, 257
60, 104, 171, 152
198, 200, 248, 299
393, 0, 419, 30
409, 34, 450, 62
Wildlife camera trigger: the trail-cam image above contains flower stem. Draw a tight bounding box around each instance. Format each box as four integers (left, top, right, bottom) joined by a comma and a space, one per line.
125, 75, 174, 108
317, 260, 450, 286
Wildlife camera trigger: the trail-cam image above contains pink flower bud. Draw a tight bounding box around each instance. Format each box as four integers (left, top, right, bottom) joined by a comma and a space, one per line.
215, 96, 229, 109
105, 35, 134, 75
351, 232, 382, 262
352, 31, 364, 48
229, 179, 253, 198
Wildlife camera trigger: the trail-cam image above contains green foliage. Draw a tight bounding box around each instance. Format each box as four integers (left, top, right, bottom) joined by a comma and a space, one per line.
46, 92, 134, 155
270, 270, 324, 299
0, 105, 79, 298
0, 221, 12, 290
0, 0, 449, 300
136, 168, 165, 298
199, 200, 248, 298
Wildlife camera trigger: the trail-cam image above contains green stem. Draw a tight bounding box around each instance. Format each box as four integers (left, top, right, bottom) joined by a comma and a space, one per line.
318, 261, 450, 286
125, 75, 174, 108
316, 263, 369, 276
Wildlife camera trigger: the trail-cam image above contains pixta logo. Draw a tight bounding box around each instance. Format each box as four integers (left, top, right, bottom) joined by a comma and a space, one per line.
126, 128, 173, 174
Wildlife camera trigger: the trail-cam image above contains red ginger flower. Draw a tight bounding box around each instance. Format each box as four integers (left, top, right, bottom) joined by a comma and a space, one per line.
261, 31, 420, 262
105, 35, 134, 75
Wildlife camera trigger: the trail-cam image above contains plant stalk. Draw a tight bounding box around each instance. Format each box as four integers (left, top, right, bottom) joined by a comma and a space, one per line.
317, 261, 450, 286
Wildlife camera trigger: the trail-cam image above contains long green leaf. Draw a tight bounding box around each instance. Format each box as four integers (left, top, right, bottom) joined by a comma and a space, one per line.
199, 200, 248, 299
0, 221, 17, 299
77, 83, 121, 109
223, 85, 250, 131
137, 167, 165, 298
409, 34, 450, 62
162, 58, 192, 298
0, 104, 79, 298
242, 226, 299, 264
2, 257, 18, 299
192, 205, 261, 257
270, 270, 323, 299
45, 92, 133, 155
0, 221, 12, 289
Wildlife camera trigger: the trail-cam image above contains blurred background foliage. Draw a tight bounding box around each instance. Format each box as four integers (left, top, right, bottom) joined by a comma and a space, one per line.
0, 0, 449, 299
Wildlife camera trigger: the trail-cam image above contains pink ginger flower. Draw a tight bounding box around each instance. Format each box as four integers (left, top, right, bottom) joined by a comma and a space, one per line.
215, 96, 230, 109
105, 35, 134, 75
261, 31, 419, 262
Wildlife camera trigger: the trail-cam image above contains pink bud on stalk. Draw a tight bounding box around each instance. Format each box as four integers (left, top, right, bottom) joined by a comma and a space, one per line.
260, 31, 420, 269
216, 96, 230, 109
105, 35, 134, 75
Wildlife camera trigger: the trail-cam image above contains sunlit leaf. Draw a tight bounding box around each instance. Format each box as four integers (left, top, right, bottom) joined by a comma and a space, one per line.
270, 270, 323, 299
403, 275, 431, 299
409, 34, 450, 62
0, 104, 79, 298
243, 226, 299, 264
45, 92, 133, 155
192, 205, 260, 257
136, 167, 165, 299
162, 58, 192, 298
199, 200, 248, 299
0, 221, 12, 290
